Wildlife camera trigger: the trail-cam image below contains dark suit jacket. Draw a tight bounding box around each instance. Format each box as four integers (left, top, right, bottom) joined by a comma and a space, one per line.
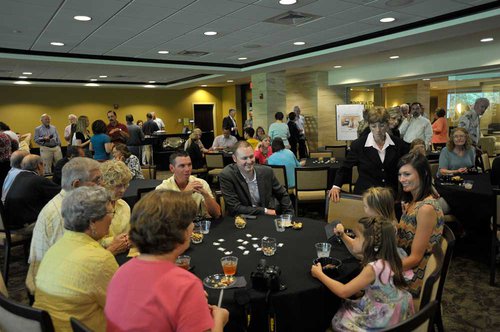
219, 164, 294, 216
4, 172, 60, 229
222, 116, 239, 138
334, 134, 410, 195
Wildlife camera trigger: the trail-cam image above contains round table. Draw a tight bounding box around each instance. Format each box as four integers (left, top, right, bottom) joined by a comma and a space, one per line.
122, 179, 162, 209
186, 215, 359, 332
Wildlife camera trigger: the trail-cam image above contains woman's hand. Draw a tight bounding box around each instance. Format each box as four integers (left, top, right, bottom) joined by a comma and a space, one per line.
311, 263, 324, 279
334, 223, 345, 237
329, 187, 341, 202
107, 234, 129, 255
457, 167, 468, 174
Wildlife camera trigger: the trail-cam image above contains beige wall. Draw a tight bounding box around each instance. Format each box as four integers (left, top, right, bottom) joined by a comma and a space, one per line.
0, 85, 224, 146
383, 84, 418, 108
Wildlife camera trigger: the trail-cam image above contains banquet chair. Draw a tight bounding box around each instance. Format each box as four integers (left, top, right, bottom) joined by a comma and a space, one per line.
269, 165, 294, 196
481, 153, 491, 172
141, 165, 157, 179
434, 224, 456, 332
0, 293, 55, 332
429, 162, 439, 179
294, 167, 329, 216
325, 145, 347, 160
341, 165, 358, 193
70, 317, 92, 332
0, 202, 32, 285
206, 153, 225, 185
0, 273, 7, 297
137, 187, 155, 200
309, 151, 332, 159
325, 193, 364, 231
414, 244, 444, 312
379, 300, 439, 332
490, 188, 500, 286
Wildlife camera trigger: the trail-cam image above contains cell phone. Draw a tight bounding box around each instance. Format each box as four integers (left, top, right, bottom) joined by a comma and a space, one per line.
241, 214, 257, 219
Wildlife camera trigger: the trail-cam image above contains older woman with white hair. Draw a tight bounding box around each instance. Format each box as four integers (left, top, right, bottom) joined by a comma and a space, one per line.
99, 160, 132, 253
34, 186, 118, 332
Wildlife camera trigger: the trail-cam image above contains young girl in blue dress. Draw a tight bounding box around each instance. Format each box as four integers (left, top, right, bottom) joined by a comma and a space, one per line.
311, 216, 414, 331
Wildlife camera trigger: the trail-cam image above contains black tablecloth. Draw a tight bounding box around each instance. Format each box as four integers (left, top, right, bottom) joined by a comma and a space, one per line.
186, 215, 359, 332
435, 173, 494, 228
122, 179, 162, 209
304, 158, 342, 189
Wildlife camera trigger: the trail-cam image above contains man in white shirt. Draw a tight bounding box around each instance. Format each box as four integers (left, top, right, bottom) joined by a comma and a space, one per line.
211, 127, 238, 151
151, 112, 165, 130
64, 114, 77, 143
156, 151, 221, 219
399, 102, 433, 148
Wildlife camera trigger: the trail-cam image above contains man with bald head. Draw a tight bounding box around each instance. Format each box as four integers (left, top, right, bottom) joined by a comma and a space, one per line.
34, 114, 62, 174
4, 154, 60, 230
1, 150, 29, 203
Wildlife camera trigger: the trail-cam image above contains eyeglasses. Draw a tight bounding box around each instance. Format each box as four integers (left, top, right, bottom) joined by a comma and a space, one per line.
453, 135, 466, 139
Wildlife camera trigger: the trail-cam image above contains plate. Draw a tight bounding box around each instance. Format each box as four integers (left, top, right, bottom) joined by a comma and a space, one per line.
203, 274, 236, 289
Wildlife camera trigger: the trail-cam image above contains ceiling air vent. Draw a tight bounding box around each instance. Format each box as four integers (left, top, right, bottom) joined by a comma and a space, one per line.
264, 11, 321, 26
177, 50, 210, 57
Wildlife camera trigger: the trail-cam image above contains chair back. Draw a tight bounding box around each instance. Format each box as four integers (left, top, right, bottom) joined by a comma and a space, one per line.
379, 300, 439, 332
437, 224, 455, 303
325, 145, 347, 159
0, 273, 7, 297
325, 194, 364, 230
141, 165, 157, 180
481, 153, 491, 172
269, 165, 289, 189
0, 293, 54, 332
429, 162, 439, 179
205, 153, 225, 169
309, 151, 332, 159
137, 187, 155, 200
295, 167, 329, 192
415, 244, 444, 311
70, 317, 92, 332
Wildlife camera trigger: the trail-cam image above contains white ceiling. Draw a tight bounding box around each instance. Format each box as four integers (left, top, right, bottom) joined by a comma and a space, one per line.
0, 0, 499, 87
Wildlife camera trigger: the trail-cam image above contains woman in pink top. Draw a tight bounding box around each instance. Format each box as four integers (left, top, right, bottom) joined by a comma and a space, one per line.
431, 108, 448, 150
254, 135, 273, 164
105, 191, 229, 332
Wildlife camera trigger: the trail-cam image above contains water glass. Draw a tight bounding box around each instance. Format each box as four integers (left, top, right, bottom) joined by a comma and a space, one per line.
191, 225, 204, 244
463, 180, 474, 190
175, 255, 191, 270
200, 220, 211, 234
280, 214, 292, 227
262, 237, 277, 256
221, 256, 238, 280
315, 242, 332, 258
274, 218, 285, 232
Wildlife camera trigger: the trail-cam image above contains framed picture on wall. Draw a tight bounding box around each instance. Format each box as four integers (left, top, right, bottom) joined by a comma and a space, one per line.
335, 104, 365, 141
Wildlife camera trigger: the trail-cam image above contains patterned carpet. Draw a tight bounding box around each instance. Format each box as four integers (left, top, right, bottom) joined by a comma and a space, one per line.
2, 243, 499, 331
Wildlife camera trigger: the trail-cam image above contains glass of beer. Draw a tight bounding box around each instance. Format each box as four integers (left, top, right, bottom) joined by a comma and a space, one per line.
220, 256, 238, 281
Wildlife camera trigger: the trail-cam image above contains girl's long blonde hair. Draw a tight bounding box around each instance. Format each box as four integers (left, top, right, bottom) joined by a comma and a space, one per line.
363, 187, 397, 224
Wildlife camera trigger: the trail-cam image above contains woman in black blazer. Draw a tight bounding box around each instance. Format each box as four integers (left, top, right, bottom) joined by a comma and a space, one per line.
329, 107, 410, 202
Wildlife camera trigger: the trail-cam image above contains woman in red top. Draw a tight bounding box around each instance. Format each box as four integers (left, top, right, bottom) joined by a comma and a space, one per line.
431, 108, 448, 150
254, 135, 273, 164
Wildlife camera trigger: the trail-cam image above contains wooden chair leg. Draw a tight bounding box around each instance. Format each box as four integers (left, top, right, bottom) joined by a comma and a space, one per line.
3, 243, 11, 286
435, 305, 444, 332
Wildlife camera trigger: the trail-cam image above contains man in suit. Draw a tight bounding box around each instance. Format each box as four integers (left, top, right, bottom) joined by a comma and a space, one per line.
219, 141, 293, 216
4, 154, 60, 229
222, 108, 239, 138
330, 107, 410, 201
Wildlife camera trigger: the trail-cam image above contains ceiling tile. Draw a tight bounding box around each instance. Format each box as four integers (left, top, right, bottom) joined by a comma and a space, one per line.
391, 0, 470, 17
254, 0, 319, 10
295, 0, 357, 16
184, 0, 249, 15
227, 4, 285, 20
117, 3, 179, 20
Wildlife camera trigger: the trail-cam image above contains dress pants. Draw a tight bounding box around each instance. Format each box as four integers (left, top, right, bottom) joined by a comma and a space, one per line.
40, 146, 62, 174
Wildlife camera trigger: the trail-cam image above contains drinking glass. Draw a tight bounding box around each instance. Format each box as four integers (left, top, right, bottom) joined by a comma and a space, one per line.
175, 255, 191, 270
220, 256, 238, 281
315, 242, 332, 258
463, 180, 474, 190
200, 220, 211, 234
280, 214, 292, 227
191, 225, 204, 244
262, 237, 277, 256
274, 218, 285, 232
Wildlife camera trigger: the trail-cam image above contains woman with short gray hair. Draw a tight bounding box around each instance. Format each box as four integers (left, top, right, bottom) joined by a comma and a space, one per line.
34, 186, 118, 332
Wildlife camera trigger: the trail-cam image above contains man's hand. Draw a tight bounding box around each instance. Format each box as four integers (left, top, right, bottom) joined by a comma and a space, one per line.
185, 180, 205, 194
265, 208, 276, 216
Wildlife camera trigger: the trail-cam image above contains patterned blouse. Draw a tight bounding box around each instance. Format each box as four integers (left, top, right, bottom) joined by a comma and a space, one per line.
397, 197, 444, 298
125, 155, 144, 180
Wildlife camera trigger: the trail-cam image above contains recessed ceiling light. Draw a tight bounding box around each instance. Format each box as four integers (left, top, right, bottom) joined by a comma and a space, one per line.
50, 42, 65, 46
99, 75, 107, 78
18, 76, 27, 79
422, 78, 430, 81
22, 72, 32, 75
148, 81, 156, 83
204, 31, 217, 36
380, 17, 396, 23
227, 80, 234, 83
389, 55, 399, 59
279, 0, 297, 4
201, 85, 207, 87
157, 50, 169, 54
480, 37, 494, 43
144, 85, 156, 88
238, 57, 247, 60
333, 65, 342, 69
73, 15, 92, 21
90, 78, 98, 81
14, 80, 31, 85
85, 83, 99, 87
293, 41, 306, 46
